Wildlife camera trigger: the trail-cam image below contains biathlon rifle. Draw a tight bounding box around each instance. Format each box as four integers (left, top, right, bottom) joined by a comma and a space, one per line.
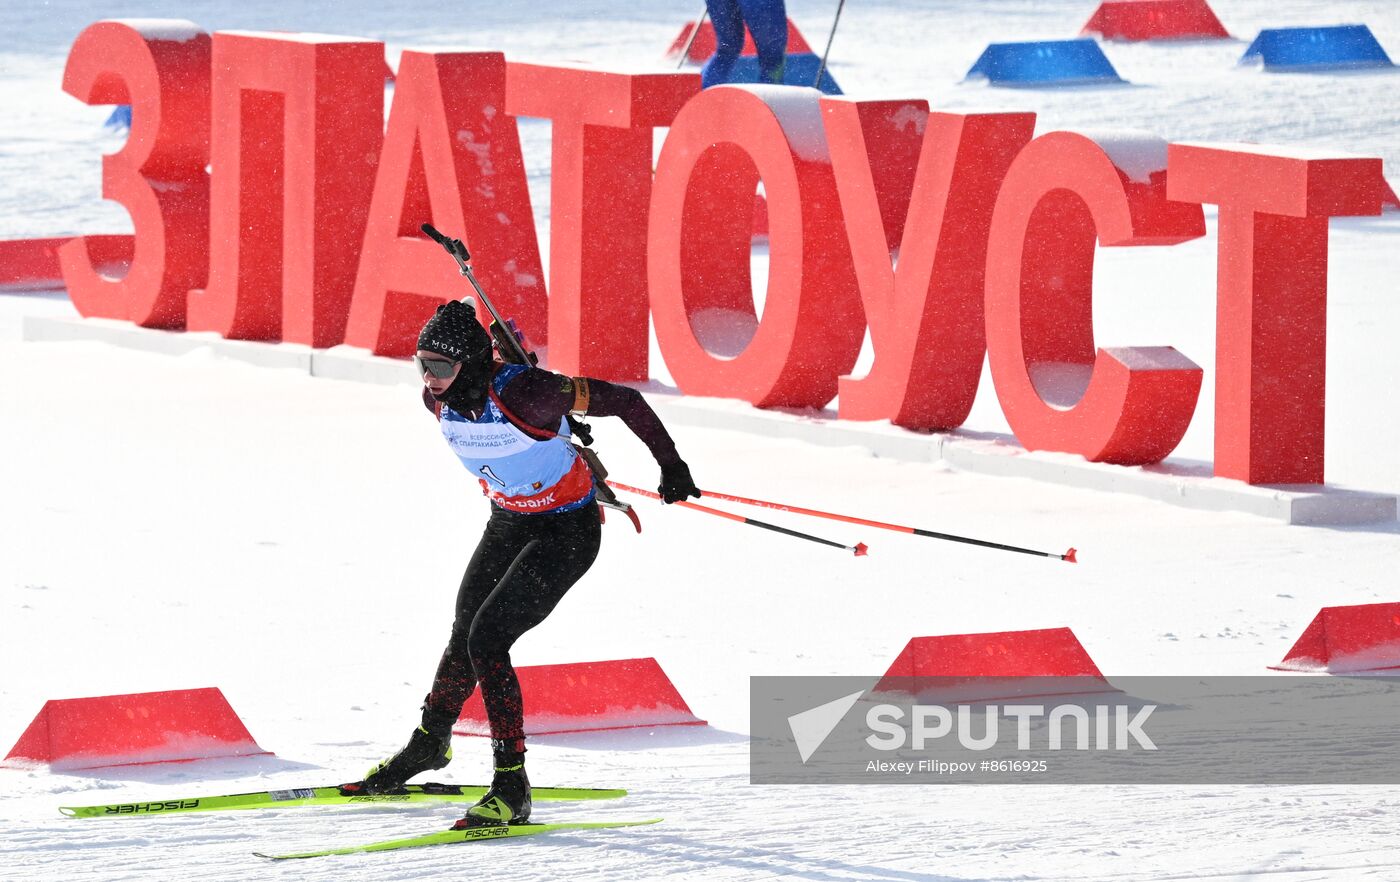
420, 223, 641, 532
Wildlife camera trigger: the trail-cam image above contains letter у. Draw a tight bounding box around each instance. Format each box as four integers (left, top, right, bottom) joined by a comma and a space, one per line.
822, 99, 1035, 430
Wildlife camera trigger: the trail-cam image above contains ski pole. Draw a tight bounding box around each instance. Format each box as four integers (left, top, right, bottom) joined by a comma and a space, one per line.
695, 488, 1076, 563
675, 5, 710, 69
611, 482, 868, 557
813, 0, 846, 87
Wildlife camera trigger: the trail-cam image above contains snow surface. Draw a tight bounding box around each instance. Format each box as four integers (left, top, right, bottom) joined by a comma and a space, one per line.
1074, 129, 1168, 182
746, 85, 832, 162
3, 1, 1400, 880
101, 19, 205, 44
215, 29, 383, 45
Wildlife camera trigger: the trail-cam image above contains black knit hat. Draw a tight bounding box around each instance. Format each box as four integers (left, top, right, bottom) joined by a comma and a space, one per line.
418, 300, 491, 361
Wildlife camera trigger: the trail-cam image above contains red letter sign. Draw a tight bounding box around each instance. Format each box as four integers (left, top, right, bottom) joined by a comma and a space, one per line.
985, 131, 1206, 464
345, 51, 545, 357
823, 100, 1035, 429
1168, 143, 1384, 484
189, 31, 384, 346
649, 85, 863, 408
506, 63, 699, 379
60, 20, 210, 328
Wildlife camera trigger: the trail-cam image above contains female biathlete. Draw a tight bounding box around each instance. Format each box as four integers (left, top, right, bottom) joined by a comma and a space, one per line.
345, 300, 699, 828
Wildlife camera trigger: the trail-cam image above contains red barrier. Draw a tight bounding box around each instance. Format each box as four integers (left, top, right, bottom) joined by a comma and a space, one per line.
505, 63, 699, 379
1081, 0, 1230, 41
0, 238, 67, 287
1271, 602, 1400, 673
885, 628, 1105, 678
986, 131, 1206, 465
649, 85, 864, 408
345, 50, 545, 357
824, 99, 1034, 429
1168, 143, 1384, 483
666, 18, 813, 63
3, 688, 269, 771
188, 32, 383, 347
452, 658, 705, 736
0, 236, 132, 288
878, 628, 1112, 702
61, 20, 210, 328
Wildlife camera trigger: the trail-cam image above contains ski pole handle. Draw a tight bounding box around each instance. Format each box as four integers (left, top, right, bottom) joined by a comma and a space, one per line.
421, 222, 449, 247
421, 222, 470, 262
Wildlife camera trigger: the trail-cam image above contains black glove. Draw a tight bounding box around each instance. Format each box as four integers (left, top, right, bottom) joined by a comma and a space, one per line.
658, 461, 700, 504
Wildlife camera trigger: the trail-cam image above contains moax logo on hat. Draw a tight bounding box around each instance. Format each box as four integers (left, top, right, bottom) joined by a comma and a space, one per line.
418, 300, 490, 360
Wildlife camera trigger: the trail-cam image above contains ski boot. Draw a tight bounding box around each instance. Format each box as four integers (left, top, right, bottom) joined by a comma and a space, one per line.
345, 725, 453, 795
452, 739, 531, 828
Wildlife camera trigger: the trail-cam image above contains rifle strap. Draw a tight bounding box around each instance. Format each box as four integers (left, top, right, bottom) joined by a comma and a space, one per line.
486, 371, 639, 530
486, 387, 558, 442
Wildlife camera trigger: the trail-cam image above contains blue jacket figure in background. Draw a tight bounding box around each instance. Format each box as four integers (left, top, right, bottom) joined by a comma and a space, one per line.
703, 0, 788, 87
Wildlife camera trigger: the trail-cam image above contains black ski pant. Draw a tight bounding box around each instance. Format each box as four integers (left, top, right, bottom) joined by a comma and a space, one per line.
420, 500, 601, 749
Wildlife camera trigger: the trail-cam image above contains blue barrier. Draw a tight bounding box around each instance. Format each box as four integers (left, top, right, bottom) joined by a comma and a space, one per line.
965, 39, 1123, 87
723, 52, 843, 94
1240, 25, 1394, 71
104, 104, 132, 131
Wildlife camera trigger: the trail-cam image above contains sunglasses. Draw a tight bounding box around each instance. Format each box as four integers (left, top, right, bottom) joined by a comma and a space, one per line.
414, 355, 460, 379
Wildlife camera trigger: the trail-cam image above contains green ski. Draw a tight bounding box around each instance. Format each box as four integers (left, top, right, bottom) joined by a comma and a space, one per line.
59, 782, 626, 819
256, 818, 662, 859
